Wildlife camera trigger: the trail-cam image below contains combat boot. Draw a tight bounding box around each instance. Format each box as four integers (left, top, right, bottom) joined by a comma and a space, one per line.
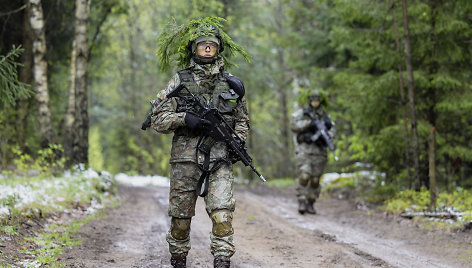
306, 200, 317, 214
170, 254, 186, 268
214, 256, 230, 268
298, 200, 307, 215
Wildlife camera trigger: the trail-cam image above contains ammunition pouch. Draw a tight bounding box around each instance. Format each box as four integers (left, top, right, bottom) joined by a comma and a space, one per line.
297, 132, 327, 148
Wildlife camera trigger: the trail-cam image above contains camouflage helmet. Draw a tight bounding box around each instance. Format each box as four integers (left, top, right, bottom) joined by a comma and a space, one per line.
308, 90, 321, 101
187, 24, 224, 64
297, 88, 328, 107
188, 24, 224, 54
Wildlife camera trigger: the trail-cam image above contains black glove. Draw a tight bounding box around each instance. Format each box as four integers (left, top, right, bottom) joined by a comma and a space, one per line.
184, 113, 212, 131
309, 120, 318, 131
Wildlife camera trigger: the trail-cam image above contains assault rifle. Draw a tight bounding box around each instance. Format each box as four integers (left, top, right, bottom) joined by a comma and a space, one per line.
167, 83, 266, 182
309, 116, 339, 161
141, 99, 159, 130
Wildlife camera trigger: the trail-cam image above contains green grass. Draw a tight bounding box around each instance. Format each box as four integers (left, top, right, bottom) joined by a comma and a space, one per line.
0, 174, 117, 226
0, 154, 117, 267
266, 177, 296, 189
20, 214, 97, 267
0, 225, 18, 236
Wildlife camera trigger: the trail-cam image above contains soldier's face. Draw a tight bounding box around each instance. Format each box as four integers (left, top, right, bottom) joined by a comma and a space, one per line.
310, 99, 320, 108
196, 41, 218, 58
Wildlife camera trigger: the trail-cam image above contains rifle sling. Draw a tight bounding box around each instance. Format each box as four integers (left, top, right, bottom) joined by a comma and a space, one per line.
195, 136, 231, 197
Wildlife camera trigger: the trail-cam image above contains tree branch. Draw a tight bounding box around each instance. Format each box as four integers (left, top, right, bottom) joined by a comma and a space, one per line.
0, 4, 28, 17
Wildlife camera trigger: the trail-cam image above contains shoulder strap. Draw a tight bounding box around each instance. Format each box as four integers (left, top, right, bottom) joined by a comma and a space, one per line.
177, 68, 194, 83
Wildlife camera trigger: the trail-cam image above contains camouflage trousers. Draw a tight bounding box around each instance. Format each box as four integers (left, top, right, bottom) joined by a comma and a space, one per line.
295, 153, 327, 203
166, 161, 236, 258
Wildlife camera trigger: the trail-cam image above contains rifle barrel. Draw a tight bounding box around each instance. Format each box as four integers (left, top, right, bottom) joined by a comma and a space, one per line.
251, 165, 266, 182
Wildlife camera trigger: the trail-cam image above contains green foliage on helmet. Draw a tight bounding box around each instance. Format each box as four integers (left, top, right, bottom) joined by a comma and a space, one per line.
297, 88, 329, 107
156, 16, 251, 72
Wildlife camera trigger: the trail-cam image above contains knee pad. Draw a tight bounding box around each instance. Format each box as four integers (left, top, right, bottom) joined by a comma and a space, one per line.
210, 209, 233, 237
299, 173, 311, 187
170, 217, 191, 240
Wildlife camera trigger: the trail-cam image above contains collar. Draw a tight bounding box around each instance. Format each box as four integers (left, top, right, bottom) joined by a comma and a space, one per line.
189, 57, 225, 76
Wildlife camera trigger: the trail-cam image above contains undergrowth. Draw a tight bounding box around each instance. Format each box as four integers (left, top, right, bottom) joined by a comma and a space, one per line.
386, 188, 472, 229
19, 214, 98, 268
0, 144, 117, 267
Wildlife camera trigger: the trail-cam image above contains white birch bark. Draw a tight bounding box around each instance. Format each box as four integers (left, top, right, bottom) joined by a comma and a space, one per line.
64, 40, 76, 161
28, 0, 55, 147
72, 0, 90, 164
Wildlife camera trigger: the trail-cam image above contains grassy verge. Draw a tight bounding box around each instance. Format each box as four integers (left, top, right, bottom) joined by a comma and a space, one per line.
385, 188, 472, 232
0, 171, 117, 267
322, 174, 472, 232
267, 173, 472, 232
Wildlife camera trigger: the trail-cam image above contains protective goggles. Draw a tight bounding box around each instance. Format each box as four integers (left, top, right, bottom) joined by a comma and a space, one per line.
197, 42, 219, 49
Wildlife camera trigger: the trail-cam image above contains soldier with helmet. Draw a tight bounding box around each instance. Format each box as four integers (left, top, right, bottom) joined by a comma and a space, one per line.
151, 17, 250, 268
291, 89, 335, 215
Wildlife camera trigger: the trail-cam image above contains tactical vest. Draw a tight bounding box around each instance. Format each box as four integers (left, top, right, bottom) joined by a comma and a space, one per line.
296, 108, 329, 147
174, 68, 240, 136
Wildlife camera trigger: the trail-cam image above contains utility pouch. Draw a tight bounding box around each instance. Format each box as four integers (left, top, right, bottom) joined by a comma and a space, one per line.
218, 92, 239, 114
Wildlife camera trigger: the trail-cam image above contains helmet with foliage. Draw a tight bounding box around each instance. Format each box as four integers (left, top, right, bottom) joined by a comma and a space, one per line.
187, 24, 224, 64
297, 88, 329, 107
188, 24, 224, 53
156, 17, 250, 72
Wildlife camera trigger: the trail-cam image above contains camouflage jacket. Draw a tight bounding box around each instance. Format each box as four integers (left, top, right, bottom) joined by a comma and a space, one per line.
151, 58, 250, 164
291, 106, 335, 156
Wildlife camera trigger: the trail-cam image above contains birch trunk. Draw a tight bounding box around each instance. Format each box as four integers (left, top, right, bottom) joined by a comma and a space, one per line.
28, 0, 55, 148
72, 0, 90, 165
401, 0, 421, 190
64, 40, 76, 163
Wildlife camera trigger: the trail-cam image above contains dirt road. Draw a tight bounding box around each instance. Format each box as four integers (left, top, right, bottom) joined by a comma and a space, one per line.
60, 185, 472, 267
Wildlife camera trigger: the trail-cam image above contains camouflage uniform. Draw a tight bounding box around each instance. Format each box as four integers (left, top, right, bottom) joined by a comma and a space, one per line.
152, 57, 250, 259
291, 104, 334, 213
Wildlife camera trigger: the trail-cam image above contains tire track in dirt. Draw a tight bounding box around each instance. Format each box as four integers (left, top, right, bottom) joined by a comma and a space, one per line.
60, 185, 472, 267
247, 191, 469, 268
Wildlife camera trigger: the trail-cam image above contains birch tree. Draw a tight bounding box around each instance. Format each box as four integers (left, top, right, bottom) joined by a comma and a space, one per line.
28, 0, 55, 148
72, 0, 90, 164
64, 40, 76, 163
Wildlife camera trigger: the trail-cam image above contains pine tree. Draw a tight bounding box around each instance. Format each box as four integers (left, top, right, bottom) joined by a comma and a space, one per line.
0, 46, 31, 108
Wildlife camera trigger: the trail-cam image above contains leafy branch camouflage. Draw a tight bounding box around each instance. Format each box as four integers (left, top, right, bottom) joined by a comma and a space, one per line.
156, 16, 251, 72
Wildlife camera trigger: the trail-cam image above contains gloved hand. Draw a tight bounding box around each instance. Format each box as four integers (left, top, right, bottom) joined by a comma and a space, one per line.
184, 113, 212, 131
309, 120, 318, 131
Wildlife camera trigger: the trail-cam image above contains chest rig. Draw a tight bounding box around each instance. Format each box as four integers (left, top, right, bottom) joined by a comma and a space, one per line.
297, 108, 324, 145
175, 68, 238, 197
175, 69, 235, 113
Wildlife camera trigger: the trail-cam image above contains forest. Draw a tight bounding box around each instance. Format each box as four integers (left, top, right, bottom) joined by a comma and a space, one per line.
1, 0, 472, 205
1, 0, 472, 266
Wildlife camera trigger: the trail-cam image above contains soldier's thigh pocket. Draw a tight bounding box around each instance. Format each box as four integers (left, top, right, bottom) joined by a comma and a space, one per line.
169, 163, 199, 218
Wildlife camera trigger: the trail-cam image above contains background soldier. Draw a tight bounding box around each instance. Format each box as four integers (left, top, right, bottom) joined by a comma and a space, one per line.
291, 90, 335, 215
151, 18, 250, 268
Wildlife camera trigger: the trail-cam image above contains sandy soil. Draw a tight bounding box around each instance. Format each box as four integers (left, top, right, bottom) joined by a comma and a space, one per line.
58, 185, 472, 268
